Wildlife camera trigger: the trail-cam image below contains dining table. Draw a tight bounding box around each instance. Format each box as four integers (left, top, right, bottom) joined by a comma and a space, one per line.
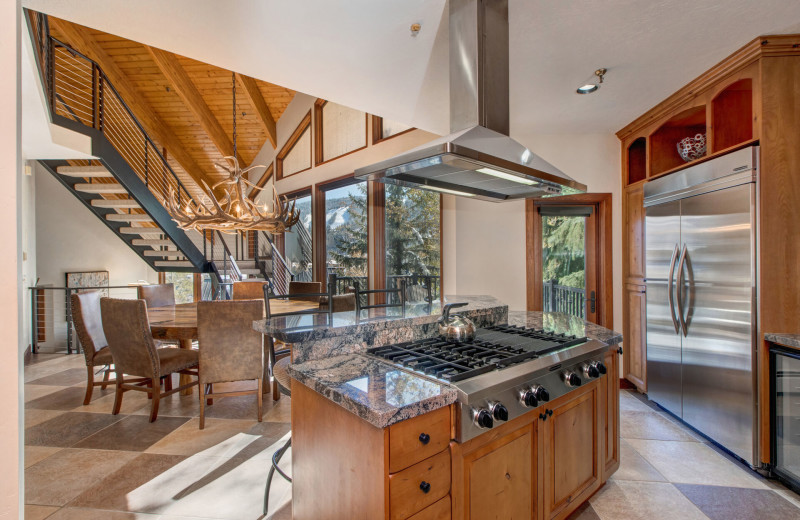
147, 299, 320, 395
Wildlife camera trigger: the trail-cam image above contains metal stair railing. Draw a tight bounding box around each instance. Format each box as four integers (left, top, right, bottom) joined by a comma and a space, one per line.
254, 230, 294, 295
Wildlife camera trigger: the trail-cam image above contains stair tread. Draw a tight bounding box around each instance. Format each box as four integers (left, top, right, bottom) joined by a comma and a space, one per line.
143, 250, 185, 257
75, 183, 127, 194
91, 199, 140, 208
132, 239, 174, 246
119, 227, 163, 235
57, 165, 112, 177
106, 213, 153, 222
154, 261, 193, 267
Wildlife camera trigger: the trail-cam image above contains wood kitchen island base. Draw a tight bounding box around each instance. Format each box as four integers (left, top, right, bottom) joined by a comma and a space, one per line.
291, 352, 619, 520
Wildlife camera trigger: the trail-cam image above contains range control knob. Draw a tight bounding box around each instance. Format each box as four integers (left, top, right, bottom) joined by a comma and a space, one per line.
592, 361, 607, 375
473, 408, 494, 429
519, 388, 538, 408
532, 385, 550, 403
582, 363, 600, 379
562, 370, 582, 387
491, 403, 509, 422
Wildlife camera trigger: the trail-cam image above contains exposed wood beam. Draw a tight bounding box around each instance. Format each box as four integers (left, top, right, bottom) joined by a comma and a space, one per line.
236, 73, 277, 149
147, 46, 245, 166
49, 18, 213, 194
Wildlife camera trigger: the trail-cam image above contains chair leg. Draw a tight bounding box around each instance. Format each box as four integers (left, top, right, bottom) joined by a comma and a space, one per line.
207, 383, 213, 406
199, 383, 206, 430
112, 370, 124, 415
100, 366, 110, 390
263, 436, 292, 517
272, 378, 280, 402
149, 377, 161, 423
83, 365, 94, 405
164, 374, 173, 392
257, 378, 263, 422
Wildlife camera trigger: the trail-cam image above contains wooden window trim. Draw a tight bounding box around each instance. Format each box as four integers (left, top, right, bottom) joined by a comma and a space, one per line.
252, 162, 274, 192
314, 99, 369, 167
371, 115, 415, 145
276, 110, 312, 181
525, 193, 613, 329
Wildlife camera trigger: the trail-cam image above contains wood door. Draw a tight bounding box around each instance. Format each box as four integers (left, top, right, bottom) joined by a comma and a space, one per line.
624, 283, 647, 391
464, 426, 534, 520
542, 382, 600, 519
602, 348, 621, 478
624, 184, 645, 281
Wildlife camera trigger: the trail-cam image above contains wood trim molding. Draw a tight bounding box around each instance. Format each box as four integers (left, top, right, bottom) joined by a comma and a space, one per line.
370, 181, 386, 296
249, 162, 274, 196
525, 193, 613, 329
276, 110, 312, 181
371, 115, 415, 145
617, 34, 800, 140
235, 73, 277, 148
314, 99, 369, 166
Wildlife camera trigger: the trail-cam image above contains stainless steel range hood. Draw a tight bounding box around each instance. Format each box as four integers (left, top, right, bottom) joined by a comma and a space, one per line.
355, 0, 586, 201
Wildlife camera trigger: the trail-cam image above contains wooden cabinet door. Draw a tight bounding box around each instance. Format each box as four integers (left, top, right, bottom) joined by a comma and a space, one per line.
602, 349, 621, 479
624, 184, 645, 280
624, 283, 647, 391
542, 382, 600, 520
464, 426, 534, 520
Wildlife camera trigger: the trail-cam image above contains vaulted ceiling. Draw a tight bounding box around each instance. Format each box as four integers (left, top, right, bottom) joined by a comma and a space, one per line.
47, 16, 295, 197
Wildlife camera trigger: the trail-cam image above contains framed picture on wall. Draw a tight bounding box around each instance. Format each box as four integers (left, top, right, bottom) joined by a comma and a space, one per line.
66, 270, 110, 296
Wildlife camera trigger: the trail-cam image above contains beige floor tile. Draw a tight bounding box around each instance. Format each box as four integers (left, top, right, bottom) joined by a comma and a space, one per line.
627, 439, 768, 489
775, 489, 800, 509
621, 411, 700, 442
590, 480, 708, 520
129, 393, 200, 418
25, 385, 67, 403
611, 439, 667, 482
144, 418, 259, 457
24, 504, 59, 520
25, 409, 66, 429
25, 446, 62, 469
263, 397, 291, 423
74, 389, 150, 415
45, 508, 159, 520
25, 448, 139, 506
619, 391, 656, 413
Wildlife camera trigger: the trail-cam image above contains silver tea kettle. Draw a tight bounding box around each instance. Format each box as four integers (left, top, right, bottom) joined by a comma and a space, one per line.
438, 302, 476, 342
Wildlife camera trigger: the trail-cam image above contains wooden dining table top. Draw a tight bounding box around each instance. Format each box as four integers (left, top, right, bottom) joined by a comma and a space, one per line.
147, 300, 321, 340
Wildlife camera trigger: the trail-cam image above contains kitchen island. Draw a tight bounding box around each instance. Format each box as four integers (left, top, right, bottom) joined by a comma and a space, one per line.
254, 299, 622, 520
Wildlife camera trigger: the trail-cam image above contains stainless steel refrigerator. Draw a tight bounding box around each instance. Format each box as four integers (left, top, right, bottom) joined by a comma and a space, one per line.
644, 145, 758, 466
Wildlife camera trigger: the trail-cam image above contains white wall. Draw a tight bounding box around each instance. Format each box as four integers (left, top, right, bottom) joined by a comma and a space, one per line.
20, 160, 36, 355
2, 0, 22, 514
445, 134, 622, 334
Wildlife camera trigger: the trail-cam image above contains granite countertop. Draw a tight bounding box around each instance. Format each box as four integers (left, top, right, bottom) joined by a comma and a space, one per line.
288, 354, 458, 429
765, 333, 800, 349
286, 309, 622, 429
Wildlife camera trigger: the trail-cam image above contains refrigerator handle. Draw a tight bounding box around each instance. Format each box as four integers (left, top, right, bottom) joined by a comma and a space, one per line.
676, 244, 689, 337
667, 244, 680, 334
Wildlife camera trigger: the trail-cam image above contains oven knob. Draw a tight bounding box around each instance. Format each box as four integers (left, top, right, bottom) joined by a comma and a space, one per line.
592, 361, 607, 375
492, 403, 509, 422
582, 363, 600, 379
519, 389, 538, 408
532, 385, 550, 402
473, 409, 494, 429
562, 370, 582, 387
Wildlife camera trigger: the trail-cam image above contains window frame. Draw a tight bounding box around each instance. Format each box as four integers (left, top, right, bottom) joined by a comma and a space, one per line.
371, 115, 415, 145
276, 110, 312, 180
314, 99, 369, 166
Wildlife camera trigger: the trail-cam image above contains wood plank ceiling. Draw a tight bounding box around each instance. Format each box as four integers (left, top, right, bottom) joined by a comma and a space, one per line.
48, 16, 295, 200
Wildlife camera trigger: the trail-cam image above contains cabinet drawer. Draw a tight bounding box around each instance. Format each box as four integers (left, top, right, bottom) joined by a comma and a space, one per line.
389, 449, 451, 520
407, 495, 451, 520
389, 406, 450, 473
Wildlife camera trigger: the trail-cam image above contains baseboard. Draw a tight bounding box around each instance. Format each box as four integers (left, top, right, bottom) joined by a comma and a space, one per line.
620, 378, 636, 390
24, 345, 32, 365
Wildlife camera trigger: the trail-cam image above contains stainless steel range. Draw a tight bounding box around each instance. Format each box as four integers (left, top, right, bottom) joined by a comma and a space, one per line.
368, 324, 611, 442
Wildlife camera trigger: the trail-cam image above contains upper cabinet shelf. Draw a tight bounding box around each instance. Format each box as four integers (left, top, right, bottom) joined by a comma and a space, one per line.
619, 60, 759, 186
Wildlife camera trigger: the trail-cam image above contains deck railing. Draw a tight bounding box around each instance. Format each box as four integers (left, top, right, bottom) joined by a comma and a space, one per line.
542, 280, 586, 319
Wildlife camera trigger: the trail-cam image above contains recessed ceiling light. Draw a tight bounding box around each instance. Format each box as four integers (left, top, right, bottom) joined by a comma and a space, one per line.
476, 167, 536, 185
576, 68, 607, 95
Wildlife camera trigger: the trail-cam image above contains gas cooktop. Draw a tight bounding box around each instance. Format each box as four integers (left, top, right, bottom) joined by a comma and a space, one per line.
367, 324, 588, 383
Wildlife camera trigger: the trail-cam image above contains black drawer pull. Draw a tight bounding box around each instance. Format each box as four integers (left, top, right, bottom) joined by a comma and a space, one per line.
418, 432, 430, 445
420, 481, 431, 493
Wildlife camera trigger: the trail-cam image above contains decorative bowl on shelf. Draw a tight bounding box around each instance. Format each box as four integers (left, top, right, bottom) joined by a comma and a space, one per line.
677, 134, 706, 162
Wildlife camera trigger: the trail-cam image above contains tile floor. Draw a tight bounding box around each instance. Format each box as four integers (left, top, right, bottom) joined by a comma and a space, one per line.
23, 353, 800, 520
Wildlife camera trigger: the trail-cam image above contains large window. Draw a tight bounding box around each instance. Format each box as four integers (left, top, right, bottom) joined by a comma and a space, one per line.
276, 111, 312, 180
318, 179, 368, 292
372, 116, 414, 144
283, 191, 313, 282
163, 272, 195, 303
315, 100, 367, 164
384, 185, 441, 301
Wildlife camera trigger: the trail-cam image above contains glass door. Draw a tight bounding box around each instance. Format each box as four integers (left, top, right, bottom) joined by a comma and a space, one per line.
537, 205, 597, 323
773, 348, 800, 486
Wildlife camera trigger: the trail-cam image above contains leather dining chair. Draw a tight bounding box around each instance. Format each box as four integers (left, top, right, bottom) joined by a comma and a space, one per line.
70, 291, 114, 405
197, 299, 265, 429
320, 293, 357, 313
137, 283, 175, 308
232, 281, 266, 301
100, 298, 200, 422
288, 281, 323, 303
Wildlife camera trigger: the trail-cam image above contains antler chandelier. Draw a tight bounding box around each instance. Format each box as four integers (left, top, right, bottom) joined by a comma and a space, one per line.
166, 73, 300, 233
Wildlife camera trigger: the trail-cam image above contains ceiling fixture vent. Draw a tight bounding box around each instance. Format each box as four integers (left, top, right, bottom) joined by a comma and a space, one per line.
355, 0, 587, 201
